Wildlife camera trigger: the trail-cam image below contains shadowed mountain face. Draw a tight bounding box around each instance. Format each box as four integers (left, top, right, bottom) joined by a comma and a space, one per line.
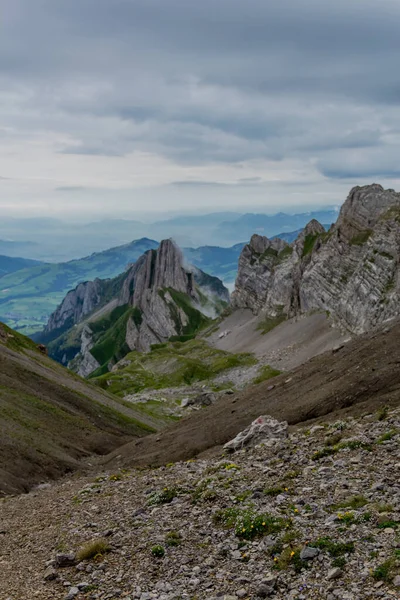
233, 184, 400, 334
39, 240, 229, 377
0, 322, 158, 496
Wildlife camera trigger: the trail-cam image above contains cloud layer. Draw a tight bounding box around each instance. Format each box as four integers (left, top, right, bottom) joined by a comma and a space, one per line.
1, 0, 400, 216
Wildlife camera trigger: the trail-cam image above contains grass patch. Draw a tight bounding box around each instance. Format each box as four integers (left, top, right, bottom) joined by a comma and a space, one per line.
253, 365, 281, 385
256, 312, 286, 335
349, 229, 373, 246
333, 495, 368, 510
377, 429, 398, 444
372, 553, 400, 583
165, 531, 182, 547
302, 233, 320, 257
314, 537, 355, 557
274, 546, 307, 573
76, 539, 110, 562
278, 246, 293, 261
92, 339, 257, 396
376, 406, 389, 421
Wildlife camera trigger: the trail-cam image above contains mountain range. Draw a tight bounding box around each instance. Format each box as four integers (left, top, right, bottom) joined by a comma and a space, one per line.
0, 208, 339, 262
0, 239, 242, 335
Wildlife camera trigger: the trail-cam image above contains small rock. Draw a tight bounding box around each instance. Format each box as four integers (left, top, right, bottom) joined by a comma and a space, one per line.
256, 575, 277, 598
300, 546, 320, 560
393, 575, 400, 587
327, 568, 343, 580
55, 553, 76, 568
43, 567, 57, 581
64, 588, 79, 600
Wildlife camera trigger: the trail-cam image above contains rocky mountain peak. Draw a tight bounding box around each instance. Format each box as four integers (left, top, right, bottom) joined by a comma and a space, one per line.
248, 233, 287, 255
233, 184, 400, 334
132, 239, 196, 307
42, 239, 229, 375
335, 184, 400, 240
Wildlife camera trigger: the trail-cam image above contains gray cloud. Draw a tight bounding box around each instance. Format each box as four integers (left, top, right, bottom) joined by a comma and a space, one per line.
1, 0, 400, 216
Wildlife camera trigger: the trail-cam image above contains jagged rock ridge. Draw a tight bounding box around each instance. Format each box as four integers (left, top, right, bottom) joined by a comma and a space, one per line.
233, 184, 400, 333
41, 240, 229, 376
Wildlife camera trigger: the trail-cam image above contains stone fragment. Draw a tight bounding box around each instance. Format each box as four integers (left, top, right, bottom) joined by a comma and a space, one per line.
224, 415, 288, 451
327, 568, 343, 580
300, 546, 320, 560
43, 566, 57, 581
55, 553, 76, 568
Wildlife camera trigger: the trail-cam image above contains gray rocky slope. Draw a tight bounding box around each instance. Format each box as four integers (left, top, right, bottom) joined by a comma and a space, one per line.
40, 240, 229, 376
232, 184, 400, 334
1, 406, 399, 599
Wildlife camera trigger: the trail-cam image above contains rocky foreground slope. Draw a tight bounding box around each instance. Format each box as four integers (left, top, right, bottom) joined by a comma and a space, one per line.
1, 405, 399, 600
232, 184, 400, 334
40, 240, 229, 377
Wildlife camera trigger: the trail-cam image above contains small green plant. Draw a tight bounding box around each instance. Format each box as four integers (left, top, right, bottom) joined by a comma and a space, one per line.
76, 539, 110, 562
337, 512, 356, 526
372, 553, 399, 583
332, 556, 346, 568
108, 472, 123, 481
151, 545, 165, 558
333, 495, 368, 510
165, 531, 182, 547
312, 446, 338, 460
234, 490, 252, 503
284, 470, 300, 480
377, 429, 398, 444
213, 507, 291, 540
376, 406, 389, 421
377, 520, 399, 530
274, 546, 307, 573
148, 487, 179, 505
314, 537, 355, 557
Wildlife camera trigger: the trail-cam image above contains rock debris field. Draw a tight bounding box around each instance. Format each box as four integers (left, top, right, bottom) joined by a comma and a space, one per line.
1, 408, 400, 600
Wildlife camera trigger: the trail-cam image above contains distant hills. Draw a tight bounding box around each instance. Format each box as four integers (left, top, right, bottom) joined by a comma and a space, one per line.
0, 254, 43, 277
0, 208, 339, 262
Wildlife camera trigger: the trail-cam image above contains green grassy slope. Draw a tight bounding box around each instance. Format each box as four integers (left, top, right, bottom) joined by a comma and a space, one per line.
92, 339, 257, 396
0, 322, 160, 496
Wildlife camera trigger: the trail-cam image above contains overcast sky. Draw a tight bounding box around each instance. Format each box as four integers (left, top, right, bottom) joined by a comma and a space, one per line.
1, 0, 400, 218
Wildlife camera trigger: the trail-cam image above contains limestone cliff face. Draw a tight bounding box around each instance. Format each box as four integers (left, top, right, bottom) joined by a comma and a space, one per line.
122, 240, 200, 353
43, 279, 106, 335
233, 184, 400, 334
43, 239, 229, 374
